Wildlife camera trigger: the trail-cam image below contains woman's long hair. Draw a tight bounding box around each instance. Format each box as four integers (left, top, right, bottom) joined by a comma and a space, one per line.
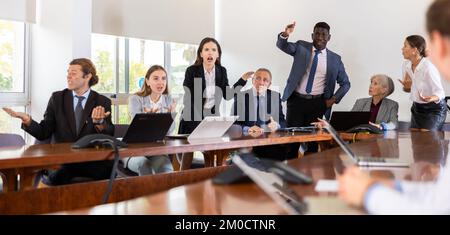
193, 37, 222, 66
135, 65, 168, 97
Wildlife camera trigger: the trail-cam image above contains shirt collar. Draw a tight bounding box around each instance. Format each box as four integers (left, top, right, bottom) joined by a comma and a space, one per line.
312, 46, 326, 54
204, 66, 215, 76
149, 94, 163, 106
252, 87, 267, 97
371, 98, 383, 108
72, 89, 90, 100
415, 57, 427, 72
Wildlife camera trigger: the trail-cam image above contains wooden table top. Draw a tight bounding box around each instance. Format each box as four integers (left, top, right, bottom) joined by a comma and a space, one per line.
0, 130, 332, 170
60, 131, 449, 215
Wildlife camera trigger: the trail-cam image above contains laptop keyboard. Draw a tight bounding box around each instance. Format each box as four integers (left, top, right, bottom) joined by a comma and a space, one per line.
359, 157, 386, 163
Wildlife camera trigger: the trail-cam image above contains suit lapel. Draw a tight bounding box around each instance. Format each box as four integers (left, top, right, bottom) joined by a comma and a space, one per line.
377, 99, 388, 123
64, 90, 77, 137
364, 98, 372, 111
199, 65, 206, 105
214, 65, 221, 88
305, 44, 313, 65
200, 65, 206, 90
325, 49, 333, 93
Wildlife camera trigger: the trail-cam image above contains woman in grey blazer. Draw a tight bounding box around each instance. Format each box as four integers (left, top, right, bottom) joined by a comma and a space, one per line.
123, 65, 176, 175
351, 74, 398, 130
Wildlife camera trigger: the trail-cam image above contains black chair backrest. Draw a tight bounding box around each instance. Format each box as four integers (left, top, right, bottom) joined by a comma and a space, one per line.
114, 124, 130, 138
445, 96, 450, 112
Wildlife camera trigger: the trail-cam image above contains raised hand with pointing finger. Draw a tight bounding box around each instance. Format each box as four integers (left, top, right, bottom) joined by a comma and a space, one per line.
241, 71, 255, 81
282, 21, 296, 37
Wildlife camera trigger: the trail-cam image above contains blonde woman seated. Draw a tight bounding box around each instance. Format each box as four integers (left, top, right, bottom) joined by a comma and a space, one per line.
351, 74, 398, 130
122, 65, 176, 175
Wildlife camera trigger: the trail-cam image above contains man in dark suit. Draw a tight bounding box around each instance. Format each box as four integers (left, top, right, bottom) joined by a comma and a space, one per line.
3, 58, 114, 185
277, 21, 350, 154
233, 68, 290, 160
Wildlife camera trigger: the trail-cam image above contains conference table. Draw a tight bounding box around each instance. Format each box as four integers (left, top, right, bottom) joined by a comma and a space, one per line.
57, 131, 448, 215
0, 129, 334, 192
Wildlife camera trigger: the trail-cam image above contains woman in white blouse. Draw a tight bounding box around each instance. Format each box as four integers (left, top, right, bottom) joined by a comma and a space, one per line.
337, 0, 450, 214
123, 65, 176, 175
399, 35, 446, 131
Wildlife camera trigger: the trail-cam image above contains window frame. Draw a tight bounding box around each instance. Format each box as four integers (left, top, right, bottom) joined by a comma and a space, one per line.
0, 22, 30, 107
0, 20, 31, 141
91, 34, 196, 124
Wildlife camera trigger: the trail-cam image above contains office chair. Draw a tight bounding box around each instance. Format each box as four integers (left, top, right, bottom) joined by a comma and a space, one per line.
113, 124, 139, 177
442, 97, 450, 131
0, 133, 26, 192
0, 133, 25, 147
445, 96, 450, 112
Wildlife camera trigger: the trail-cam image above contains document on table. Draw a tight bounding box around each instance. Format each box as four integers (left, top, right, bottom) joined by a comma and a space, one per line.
314, 179, 338, 192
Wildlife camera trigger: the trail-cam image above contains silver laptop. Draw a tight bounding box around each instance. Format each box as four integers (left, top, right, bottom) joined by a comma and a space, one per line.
187, 116, 238, 141
232, 153, 308, 215
322, 120, 410, 168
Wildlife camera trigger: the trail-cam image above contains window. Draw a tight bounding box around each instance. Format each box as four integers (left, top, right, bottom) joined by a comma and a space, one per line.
91, 33, 120, 94
128, 38, 164, 94
0, 106, 25, 136
0, 19, 29, 139
0, 20, 25, 93
91, 33, 198, 130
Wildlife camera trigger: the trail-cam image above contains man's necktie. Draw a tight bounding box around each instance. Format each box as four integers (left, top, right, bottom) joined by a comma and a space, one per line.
305, 49, 321, 94
74, 95, 85, 134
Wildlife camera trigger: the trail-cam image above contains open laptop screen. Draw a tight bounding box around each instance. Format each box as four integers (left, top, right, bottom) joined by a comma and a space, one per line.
330, 111, 370, 131
122, 113, 173, 143
322, 120, 358, 164
188, 116, 238, 140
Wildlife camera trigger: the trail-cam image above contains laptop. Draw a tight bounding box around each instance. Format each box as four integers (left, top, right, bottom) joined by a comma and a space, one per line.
122, 113, 173, 143
232, 153, 308, 215
329, 111, 371, 131
278, 126, 316, 133
186, 116, 239, 141
323, 120, 410, 167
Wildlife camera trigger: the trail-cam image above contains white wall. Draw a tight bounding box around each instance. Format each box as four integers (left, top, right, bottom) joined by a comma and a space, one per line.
0, 0, 36, 23
92, 0, 215, 45
217, 0, 450, 122
30, 0, 91, 133
28, 0, 450, 127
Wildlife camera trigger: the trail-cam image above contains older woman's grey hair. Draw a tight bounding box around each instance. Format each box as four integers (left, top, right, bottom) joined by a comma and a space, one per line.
371, 74, 395, 98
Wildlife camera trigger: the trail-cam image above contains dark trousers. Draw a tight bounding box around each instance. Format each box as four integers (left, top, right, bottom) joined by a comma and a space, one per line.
47, 160, 114, 185
286, 93, 327, 156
